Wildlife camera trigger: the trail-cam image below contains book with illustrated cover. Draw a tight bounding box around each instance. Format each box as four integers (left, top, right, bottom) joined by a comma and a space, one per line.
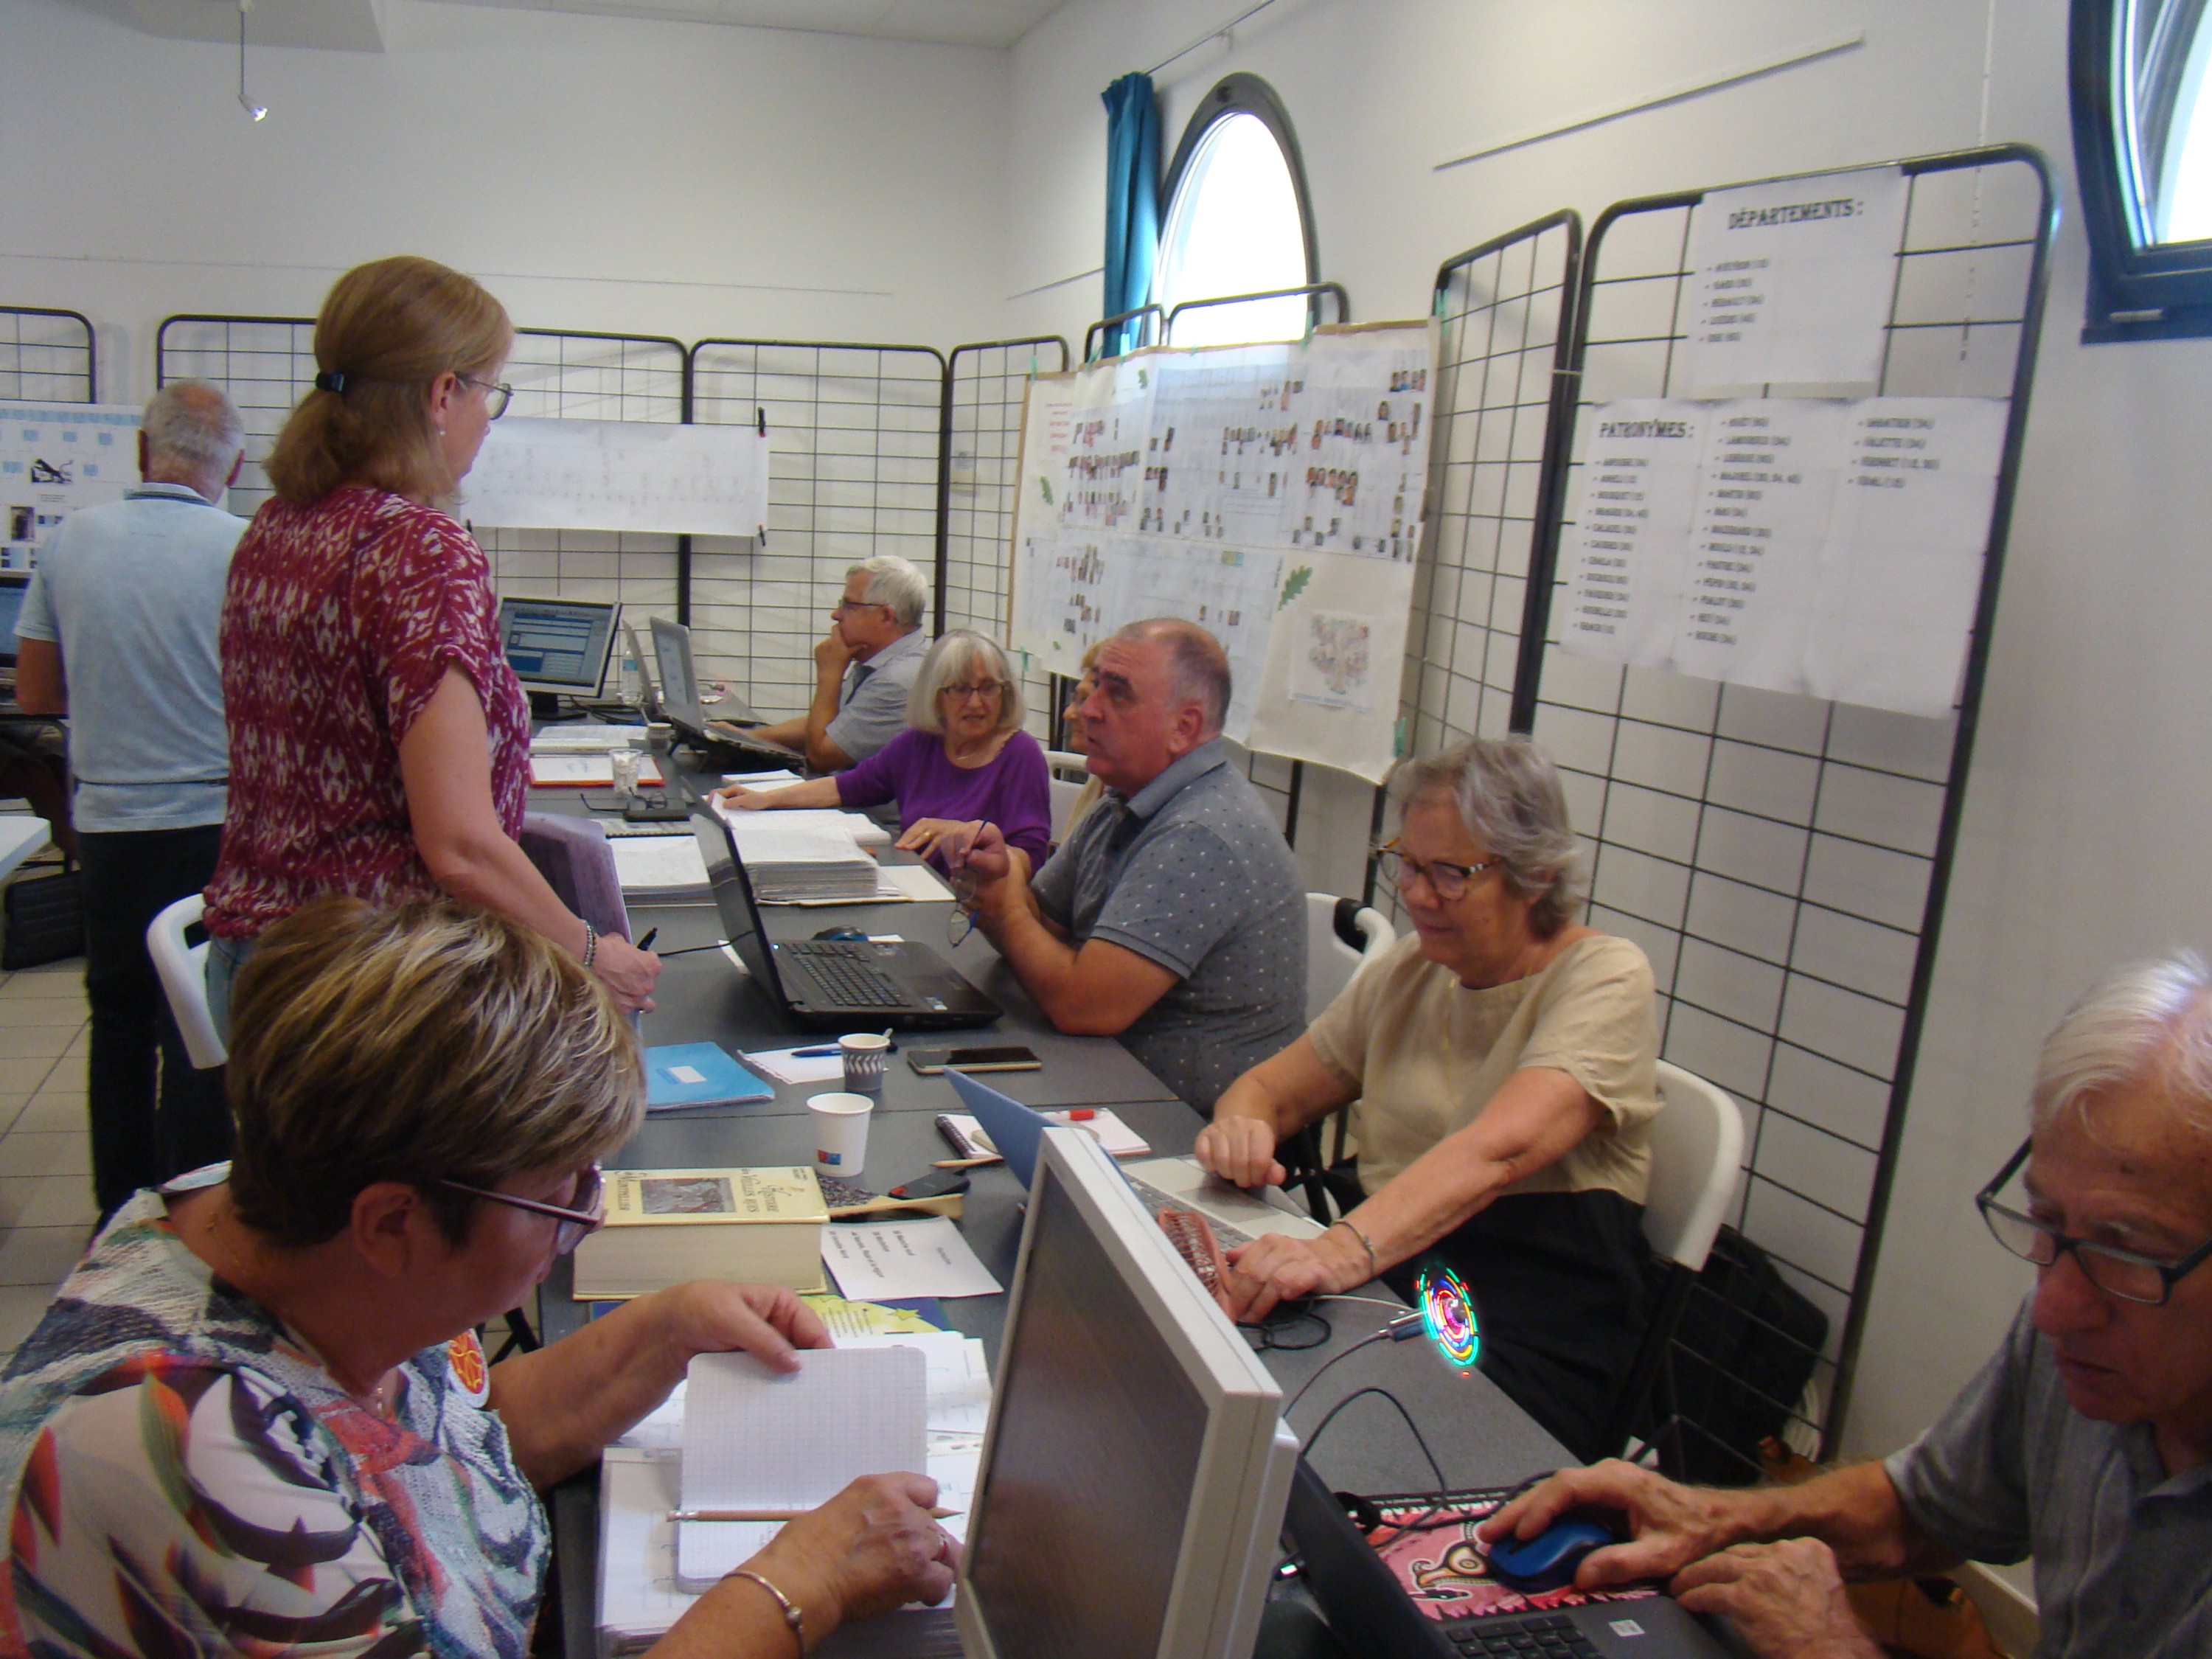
574, 1167, 828, 1298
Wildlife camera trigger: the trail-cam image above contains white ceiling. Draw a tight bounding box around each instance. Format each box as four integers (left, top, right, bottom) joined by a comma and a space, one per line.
104, 0, 1065, 49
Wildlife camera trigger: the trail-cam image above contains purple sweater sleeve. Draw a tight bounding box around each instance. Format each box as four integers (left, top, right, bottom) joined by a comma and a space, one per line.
996, 733, 1054, 862
834, 728, 919, 810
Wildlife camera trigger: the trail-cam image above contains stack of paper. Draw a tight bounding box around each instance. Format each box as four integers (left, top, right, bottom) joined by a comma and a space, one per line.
609, 835, 711, 897
530, 753, 667, 787
532, 724, 649, 753
723, 815, 880, 902
712, 796, 895, 849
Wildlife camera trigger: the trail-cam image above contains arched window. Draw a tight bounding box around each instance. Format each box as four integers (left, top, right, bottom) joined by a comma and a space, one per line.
1155, 75, 1316, 347
2072, 0, 2212, 338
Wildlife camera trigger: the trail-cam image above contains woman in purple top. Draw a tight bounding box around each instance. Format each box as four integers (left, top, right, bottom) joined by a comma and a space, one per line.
712, 630, 1052, 866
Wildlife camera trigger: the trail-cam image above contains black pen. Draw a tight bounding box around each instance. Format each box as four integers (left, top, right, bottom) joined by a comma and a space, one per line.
636, 927, 660, 951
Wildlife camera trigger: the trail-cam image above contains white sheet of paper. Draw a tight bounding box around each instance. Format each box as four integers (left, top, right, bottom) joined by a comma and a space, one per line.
1680, 166, 1909, 396
823, 1217, 1004, 1301
719, 770, 804, 787
465, 416, 770, 538
610, 835, 710, 894
1804, 397, 2008, 717
1561, 401, 1709, 667
528, 753, 665, 786
742, 1046, 848, 1085
876, 863, 956, 903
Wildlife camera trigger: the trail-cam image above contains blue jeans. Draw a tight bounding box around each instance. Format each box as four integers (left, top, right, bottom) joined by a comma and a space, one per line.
206, 935, 257, 1048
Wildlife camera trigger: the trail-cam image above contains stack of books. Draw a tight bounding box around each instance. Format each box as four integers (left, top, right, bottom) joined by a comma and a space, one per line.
572, 1166, 829, 1298
723, 814, 881, 902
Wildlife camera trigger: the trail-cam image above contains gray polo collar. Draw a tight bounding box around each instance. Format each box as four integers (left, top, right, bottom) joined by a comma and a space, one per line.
125, 481, 220, 506
1121, 737, 1231, 821
854, 625, 928, 677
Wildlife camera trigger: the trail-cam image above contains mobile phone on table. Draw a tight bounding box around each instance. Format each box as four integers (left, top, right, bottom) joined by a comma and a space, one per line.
906, 1044, 1043, 1076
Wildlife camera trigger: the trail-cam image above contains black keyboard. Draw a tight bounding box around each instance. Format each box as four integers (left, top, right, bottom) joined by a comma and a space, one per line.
1442, 1613, 1600, 1658
782, 942, 911, 1009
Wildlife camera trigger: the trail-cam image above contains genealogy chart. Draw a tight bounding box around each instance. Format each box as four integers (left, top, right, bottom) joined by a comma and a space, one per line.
1560, 395, 2009, 717
1010, 323, 1436, 781
1, 403, 142, 571
463, 417, 771, 538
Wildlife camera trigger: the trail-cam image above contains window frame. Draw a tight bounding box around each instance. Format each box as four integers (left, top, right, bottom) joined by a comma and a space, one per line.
1155, 74, 1319, 328
2070, 0, 2212, 338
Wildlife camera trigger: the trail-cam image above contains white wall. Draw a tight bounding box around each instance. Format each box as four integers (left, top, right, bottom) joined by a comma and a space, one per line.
1001, 0, 2212, 1570
0, 0, 1011, 399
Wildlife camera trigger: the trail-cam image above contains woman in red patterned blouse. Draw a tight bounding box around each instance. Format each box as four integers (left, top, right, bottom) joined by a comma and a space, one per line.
201, 256, 661, 1020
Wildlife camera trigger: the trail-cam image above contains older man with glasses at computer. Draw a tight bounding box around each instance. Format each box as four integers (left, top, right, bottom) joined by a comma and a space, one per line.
1482, 952, 2212, 1659
0, 897, 955, 1659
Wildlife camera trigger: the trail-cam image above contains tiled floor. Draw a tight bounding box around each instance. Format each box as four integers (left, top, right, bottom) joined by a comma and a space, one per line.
0, 950, 96, 1368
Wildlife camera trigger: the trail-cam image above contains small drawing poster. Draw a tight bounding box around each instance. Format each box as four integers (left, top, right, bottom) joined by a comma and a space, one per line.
1290, 611, 1377, 713
0, 403, 143, 571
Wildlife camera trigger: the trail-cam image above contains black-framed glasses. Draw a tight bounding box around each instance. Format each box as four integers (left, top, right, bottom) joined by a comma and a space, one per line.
1372, 841, 1502, 903
1975, 1138, 2212, 1306
940, 681, 1007, 703
462, 375, 513, 420
437, 1164, 604, 1254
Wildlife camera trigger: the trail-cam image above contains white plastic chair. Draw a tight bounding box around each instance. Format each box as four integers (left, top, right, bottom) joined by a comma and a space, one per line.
1302, 891, 1394, 1022
1599, 1059, 1747, 1461
1045, 749, 1092, 844
147, 893, 226, 1070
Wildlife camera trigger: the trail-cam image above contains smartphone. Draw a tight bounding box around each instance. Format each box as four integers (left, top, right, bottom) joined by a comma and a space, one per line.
906, 1044, 1043, 1076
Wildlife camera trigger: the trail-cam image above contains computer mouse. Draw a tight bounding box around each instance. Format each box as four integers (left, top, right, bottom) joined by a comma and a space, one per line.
1483, 1512, 1619, 1594
812, 926, 869, 942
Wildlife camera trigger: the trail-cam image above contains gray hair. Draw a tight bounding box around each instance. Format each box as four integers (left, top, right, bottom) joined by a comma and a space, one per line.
908, 630, 1026, 735
2031, 951, 2212, 1139
1393, 735, 1584, 936
1114, 616, 1230, 734
851, 555, 930, 629
142, 380, 245, 474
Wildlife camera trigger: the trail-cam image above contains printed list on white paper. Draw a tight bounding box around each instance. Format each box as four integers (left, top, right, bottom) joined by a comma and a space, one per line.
1562, 401, 1708, 667
823, 1217, 1004, 1301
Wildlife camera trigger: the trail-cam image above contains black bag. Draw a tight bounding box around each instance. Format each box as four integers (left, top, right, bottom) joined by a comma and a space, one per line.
1644, 1225, 1829, 1485
2, 868, 85, 970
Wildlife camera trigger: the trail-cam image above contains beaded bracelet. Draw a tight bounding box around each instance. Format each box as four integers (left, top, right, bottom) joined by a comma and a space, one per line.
581, 922, 599, 972
729, 1568, 805, 1655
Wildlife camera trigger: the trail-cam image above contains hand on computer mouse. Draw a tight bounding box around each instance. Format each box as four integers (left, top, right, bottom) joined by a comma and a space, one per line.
1480, 1459, 1728, 1590
1482, 1510, 1621, 1593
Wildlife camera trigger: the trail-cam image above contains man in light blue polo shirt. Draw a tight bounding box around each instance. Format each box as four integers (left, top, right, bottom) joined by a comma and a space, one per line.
14, 381, 247, 1220
749, 555, 931, 770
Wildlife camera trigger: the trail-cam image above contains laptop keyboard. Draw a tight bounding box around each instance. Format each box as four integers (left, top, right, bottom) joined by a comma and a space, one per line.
1441, 1613, 1600, 1657
1124, 1174, 1253, 1249
782, 942, 911, 1009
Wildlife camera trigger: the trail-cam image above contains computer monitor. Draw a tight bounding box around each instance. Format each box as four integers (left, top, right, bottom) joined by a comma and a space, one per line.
649, 614, 706, 738
956, 1129, 1298, 1659
497, 596, 618, 701
0, 574, 28, 669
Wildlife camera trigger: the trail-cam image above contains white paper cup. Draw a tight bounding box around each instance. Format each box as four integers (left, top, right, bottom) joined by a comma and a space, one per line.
808, 1091, 875, 1178
839, 1032, 891, 1095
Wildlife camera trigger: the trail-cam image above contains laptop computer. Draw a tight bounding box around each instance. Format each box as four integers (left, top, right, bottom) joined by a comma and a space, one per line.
942, 1068, 1326, 1247
1283, 1457, 1742, 1659
703, 815, 1001, 1031
647, 615, 803, 769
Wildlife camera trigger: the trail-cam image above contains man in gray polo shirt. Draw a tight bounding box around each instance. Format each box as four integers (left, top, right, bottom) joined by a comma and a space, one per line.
1476, 951, 2212, 1659
952, 617, 1304, 1110
749, 554, 930, 770
14, 381, 247, 1222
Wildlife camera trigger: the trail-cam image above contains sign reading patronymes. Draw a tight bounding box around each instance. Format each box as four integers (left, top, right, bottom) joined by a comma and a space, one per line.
1010, 322, 1439, 782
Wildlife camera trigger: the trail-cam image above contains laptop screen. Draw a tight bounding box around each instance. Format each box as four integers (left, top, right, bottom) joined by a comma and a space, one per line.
0, 576, 27, 668
651, 616, 705, 734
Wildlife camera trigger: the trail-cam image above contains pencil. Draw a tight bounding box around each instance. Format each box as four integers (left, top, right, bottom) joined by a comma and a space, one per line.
669, 1507, 961, 1522
931, 1156, 999, 1169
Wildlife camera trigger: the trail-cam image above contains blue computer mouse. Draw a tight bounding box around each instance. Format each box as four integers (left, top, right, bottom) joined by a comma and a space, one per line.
1484, 1512, 1619, 1594
812, 926, 869, 942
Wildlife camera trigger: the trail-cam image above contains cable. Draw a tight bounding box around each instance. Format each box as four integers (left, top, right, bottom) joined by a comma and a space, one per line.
1242, 1305, 1330, 1352
1300, 1385, 1450, 1503
1281, 1328, 1391, 1418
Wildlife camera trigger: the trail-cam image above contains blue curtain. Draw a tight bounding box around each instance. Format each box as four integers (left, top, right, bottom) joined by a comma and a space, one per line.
1101, 72, 1161, 358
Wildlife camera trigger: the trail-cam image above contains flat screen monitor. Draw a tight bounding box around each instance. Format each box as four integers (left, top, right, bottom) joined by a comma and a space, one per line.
497, 596, 617, 699
0, 574, 27, 669
650, 615, 706, 737
956, 1130, 1297, 1659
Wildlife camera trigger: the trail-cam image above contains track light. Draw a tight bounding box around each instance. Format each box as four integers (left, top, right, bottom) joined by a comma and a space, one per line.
238, 0, 266, 122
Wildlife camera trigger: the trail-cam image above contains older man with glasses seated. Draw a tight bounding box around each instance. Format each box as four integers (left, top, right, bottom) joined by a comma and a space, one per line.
1194, 734, 1663, 1461
0, 898, 956, 1659
1479, 951, 2212, 1659
747, 556, 933, 771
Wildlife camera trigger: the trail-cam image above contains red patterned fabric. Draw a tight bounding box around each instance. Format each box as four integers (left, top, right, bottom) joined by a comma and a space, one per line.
202, 487, 529, 940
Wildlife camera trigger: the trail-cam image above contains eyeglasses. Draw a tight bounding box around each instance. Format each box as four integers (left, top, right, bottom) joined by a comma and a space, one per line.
462, 375, 513, 420
1975, 1138, 2212, 1306
1372, 841, 1503, 903
940, 681, 1006, 703
832, 599, 891, 616
437, 1164, 604, 1254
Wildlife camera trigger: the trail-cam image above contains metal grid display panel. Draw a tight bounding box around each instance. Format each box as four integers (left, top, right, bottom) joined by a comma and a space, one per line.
945, 337, 1068, 743
157, 319, 686, 630
0, 307, 95, 403
1527, 150, 2054, 1467
689, 341, 945, 719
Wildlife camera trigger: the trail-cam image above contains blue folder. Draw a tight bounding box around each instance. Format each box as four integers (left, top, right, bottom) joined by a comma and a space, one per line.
644, 1043, 775, 1109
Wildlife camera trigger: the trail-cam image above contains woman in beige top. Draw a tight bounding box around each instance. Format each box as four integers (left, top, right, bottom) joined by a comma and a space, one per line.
1194, 734, 1661, 1458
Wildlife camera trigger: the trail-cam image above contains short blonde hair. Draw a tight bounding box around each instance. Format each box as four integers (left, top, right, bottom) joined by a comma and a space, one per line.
264, 256, 512, 507
908, 630, 1025, 735
226, 898, 642, 1246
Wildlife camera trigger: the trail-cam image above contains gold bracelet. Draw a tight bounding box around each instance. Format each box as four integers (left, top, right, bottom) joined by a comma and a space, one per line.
729, 1568, 805, 1657
1329, 1218, 1379, 1281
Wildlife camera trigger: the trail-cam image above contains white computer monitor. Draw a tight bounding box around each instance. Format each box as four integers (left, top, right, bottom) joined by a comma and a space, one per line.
498, 596, 618, 700
956, 1129, 1298, 1659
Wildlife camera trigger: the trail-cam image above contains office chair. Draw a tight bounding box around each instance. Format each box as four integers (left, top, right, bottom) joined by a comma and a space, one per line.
1277, 894, 1395, 1222
1043, 748, 1091, 844
147, 893, 226, 1070
1598, 1059, 1747, 1473
518, 813, 632, 945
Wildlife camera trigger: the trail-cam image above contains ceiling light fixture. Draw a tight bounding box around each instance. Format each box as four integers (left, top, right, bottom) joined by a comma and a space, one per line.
237, 0, 266, 122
